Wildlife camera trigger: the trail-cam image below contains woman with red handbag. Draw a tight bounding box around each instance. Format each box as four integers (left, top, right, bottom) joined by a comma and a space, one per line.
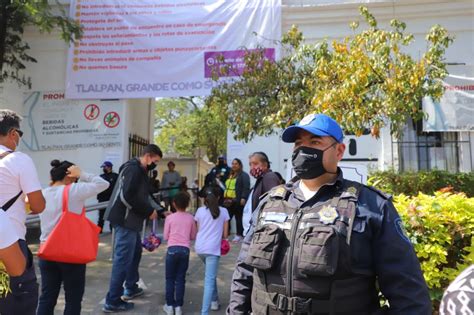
37, 160, 109, 315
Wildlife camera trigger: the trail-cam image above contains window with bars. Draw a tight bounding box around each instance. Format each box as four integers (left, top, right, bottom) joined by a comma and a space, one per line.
393, 120, 472, 172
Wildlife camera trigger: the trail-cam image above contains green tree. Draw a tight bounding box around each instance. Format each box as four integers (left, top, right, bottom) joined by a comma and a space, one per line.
154, 97, 227, 162
0, 0, 82, 87
205, 6, 453, 141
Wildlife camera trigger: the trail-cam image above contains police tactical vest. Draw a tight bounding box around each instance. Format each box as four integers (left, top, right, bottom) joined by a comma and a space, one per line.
245, 180, 380, 315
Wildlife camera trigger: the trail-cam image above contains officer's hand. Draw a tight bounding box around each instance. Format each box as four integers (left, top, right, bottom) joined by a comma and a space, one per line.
240, 199, 246, 206
149, 210, 158, 220
163, 211, 172, 217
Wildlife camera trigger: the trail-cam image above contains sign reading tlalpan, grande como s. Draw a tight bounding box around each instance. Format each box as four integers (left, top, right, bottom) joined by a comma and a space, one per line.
66, 0, 281, 99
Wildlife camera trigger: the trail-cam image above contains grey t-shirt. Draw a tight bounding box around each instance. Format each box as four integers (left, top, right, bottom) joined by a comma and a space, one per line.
161, 170, 181, 197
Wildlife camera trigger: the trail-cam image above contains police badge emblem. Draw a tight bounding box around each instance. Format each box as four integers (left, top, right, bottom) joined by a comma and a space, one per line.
319, 206, 339, 225
299, 113, 316, 126
347, 186, 357, 195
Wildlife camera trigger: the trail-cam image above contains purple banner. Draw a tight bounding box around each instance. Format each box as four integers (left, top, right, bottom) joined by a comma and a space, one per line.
204, 48, 275, 78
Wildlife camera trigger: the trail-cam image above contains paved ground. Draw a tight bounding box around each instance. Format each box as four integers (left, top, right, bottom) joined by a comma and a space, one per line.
26, 219, 240, 315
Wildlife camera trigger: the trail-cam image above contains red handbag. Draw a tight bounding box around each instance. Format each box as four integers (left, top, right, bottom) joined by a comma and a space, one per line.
38, 184, 101, 264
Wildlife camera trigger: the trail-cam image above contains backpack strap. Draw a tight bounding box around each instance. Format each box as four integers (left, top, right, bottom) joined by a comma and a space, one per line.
334, 180, 363, 245
2, 191, 23, 212
0, 151, 23, 211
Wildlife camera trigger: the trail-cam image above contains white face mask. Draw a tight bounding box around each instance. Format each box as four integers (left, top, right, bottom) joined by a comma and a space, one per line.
11, 130, 20, 150
14, 136, 20, 149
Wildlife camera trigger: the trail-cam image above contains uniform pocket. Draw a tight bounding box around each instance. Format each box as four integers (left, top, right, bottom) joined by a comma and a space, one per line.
352, 217, 366, 233
296, 225, 339, 277
245, 224, 283, 270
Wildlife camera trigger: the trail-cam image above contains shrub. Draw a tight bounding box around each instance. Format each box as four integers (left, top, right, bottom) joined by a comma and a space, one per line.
368, 170, 474, 197
394, 191, 474, 312
0, 263, 9, 298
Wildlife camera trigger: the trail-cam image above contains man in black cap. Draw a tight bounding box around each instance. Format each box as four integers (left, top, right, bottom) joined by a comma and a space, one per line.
228, 113, 431, 314
97, 161, 118, 233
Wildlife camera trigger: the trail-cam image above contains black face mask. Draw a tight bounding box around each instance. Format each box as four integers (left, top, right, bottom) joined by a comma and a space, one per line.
292, 144, 336, 180
147, 162, 157, 171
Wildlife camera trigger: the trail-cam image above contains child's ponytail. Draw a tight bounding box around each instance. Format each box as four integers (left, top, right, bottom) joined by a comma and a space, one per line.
203, 186, 221, 219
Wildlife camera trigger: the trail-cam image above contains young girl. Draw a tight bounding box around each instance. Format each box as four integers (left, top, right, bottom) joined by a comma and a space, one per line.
194, 186, 229, 314
37, 160, 109, 315
163, 191, 197, 315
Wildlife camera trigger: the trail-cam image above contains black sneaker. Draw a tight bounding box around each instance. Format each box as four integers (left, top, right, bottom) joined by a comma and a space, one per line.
121, 287, 144, 301
102, 301, 134, 313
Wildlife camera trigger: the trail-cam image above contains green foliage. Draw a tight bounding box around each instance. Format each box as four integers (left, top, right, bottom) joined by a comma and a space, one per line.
368, 170, 474, 197
0, 262, 9, 298
205, 6, 453, 141
154, 97, 227, 162
0, 0, 82, 87
394, 192, 474, 309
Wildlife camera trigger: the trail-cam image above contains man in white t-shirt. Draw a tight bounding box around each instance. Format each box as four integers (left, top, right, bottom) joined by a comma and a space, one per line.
0, 109, 45, 315
0, 210, 25, 276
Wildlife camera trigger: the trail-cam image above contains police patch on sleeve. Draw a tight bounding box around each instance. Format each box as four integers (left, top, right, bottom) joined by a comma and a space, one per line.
394, 218, 411, 243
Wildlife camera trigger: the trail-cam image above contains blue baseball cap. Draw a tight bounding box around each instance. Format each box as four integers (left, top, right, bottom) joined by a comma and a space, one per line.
100, 161, 113, 168
281, 113, 343, 143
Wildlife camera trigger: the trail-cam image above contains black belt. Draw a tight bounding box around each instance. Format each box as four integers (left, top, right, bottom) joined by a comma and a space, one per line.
255, 288, 381, 314
255, 289, 333, 313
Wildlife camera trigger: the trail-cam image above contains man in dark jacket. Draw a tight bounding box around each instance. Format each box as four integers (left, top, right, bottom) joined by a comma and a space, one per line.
103, 144, 162, 313
97, 161, 119, 233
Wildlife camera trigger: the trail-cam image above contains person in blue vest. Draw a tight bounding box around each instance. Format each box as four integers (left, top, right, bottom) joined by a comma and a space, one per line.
228, 113, 431, 314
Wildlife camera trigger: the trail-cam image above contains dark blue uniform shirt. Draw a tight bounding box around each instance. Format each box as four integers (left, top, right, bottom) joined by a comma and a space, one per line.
228, 169, 431, 315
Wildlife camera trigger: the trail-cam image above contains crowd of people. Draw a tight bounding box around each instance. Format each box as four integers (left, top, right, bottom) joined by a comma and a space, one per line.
0, 108, 471, 315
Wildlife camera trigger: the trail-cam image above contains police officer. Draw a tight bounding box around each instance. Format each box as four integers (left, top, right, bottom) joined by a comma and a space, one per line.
227, 114, 431, 315
97, 161, 119, 233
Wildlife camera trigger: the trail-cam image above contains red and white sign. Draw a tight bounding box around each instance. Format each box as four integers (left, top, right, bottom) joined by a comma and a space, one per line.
84, 104, 100, 120
103, 112, 120, 128
423, 65, 474, 132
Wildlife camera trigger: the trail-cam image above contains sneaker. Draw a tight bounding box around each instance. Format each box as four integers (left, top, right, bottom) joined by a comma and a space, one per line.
211, 301, 220, 311
232, 235, 242, 243
102, 301, 134, 313
163, 304, 174, 315
121, 287, 144, 301
175, 306, 183, 315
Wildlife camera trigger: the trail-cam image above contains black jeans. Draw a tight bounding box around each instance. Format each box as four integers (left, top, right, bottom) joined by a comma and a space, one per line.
37, 258, 86, 315
229, 203, 244, 236
0, 240, 38, 315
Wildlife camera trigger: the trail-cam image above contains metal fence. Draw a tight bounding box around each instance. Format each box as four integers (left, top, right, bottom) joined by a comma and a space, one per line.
26, 188, 200, 227
128, 134, 150, 160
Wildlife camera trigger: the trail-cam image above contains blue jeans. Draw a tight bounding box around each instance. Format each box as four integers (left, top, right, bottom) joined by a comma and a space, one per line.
165, 246, 190, 307
105, 225, 142, 305
37, 259, 86, 315
199, 254, 220, 315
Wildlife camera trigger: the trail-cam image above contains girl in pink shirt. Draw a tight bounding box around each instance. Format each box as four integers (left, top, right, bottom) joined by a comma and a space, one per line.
163, 191, 197, 315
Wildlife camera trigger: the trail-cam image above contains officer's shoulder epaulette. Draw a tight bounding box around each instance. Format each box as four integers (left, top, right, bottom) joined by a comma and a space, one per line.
263, 184, 287, 200
365, 185, 391, 200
